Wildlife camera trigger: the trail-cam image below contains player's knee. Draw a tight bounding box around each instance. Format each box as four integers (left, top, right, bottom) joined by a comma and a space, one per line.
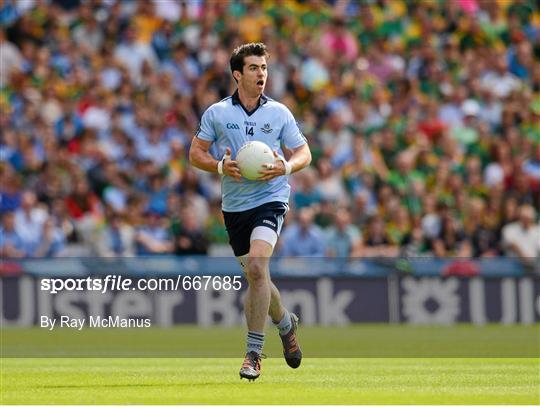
246, 258, 267, 285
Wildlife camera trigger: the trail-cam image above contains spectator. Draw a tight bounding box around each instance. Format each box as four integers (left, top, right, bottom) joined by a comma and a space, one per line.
523, 145, 540, 191
401, 227, 429, 257
359, 215, 399, 257
465, 197, 500, 257
315, 157, 348, 204
0, 171, 21, 214
146, 172, 170, 216
502, 205, 540, 267
14, 190, 48, 255
33, 218, 65, 258
431, 216, 473, 258
64, 177, 103, 243
385, 152, 424, 197
96, 214, 135, 257
135, 210, 173, 255
204, 200, 229, 246
420, 195, 441, 240
386, 205, 412, 246
350, 189, 376, 227
480, 54, 521, 98
0, 29, 22, 86
72, 11, 103, 53
321, 17, 359, 63
313, 199, 335, 229
65, 178, 102, 221
114, 25, 157, 84
0, 211, 25, 258
292, 167, 323, 209
237, 2, 272, 43
173, 206, 209, 255
325, 208, 362, 258
162, 42, 200, 95
279, 207, 326, 257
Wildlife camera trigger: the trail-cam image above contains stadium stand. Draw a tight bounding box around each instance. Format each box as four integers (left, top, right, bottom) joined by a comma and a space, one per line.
0, 0, 539, 264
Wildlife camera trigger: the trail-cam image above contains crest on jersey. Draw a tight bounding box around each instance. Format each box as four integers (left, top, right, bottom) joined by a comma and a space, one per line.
261, 123, 273, 134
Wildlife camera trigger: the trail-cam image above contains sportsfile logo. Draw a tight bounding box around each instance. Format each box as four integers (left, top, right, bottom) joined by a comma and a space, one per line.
40, 275, 241, 294
226, 123, 240, 129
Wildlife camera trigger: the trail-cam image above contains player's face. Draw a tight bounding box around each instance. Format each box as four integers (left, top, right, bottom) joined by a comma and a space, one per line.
239, 55, 267, 96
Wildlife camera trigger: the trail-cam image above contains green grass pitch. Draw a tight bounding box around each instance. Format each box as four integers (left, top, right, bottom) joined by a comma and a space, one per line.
2, 358, 539, 404
1, 325, 539, 404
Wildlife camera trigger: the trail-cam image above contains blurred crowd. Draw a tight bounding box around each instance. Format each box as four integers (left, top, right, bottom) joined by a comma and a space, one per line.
1, 0, 539, 264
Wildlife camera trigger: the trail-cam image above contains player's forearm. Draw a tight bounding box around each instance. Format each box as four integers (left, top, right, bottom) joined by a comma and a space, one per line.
189, 148, 219, 173
287, 146, 312, 174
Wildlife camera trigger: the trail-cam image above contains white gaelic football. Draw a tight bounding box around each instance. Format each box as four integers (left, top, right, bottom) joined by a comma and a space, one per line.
236, 141, 275, 180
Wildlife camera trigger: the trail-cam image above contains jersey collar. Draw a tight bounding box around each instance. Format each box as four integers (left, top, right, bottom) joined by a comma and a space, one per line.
232, 90, 268, 116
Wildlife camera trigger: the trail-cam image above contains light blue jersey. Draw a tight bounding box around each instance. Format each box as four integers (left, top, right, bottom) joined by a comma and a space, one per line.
196, 91, 307, 212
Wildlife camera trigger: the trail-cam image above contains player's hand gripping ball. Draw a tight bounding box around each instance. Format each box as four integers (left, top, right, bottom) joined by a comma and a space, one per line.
236, 141, 275, 180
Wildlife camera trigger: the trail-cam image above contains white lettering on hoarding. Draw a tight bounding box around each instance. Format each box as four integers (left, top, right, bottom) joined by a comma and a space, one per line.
402, 277, 460, 324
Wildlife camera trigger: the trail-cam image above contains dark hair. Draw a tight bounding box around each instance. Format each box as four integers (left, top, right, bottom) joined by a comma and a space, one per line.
230, 43, 269, 78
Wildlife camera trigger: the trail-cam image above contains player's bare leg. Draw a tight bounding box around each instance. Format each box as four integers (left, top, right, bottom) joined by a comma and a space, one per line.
268, 282, 285, 322
245, 239, 272, 332
239, 239, 272, 381
239, 240, 302, 381
239, 261, 285, 323
268, 281, 302, 368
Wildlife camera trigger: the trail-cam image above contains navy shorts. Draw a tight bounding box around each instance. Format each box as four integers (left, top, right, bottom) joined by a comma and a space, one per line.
223, 201, 288, 256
